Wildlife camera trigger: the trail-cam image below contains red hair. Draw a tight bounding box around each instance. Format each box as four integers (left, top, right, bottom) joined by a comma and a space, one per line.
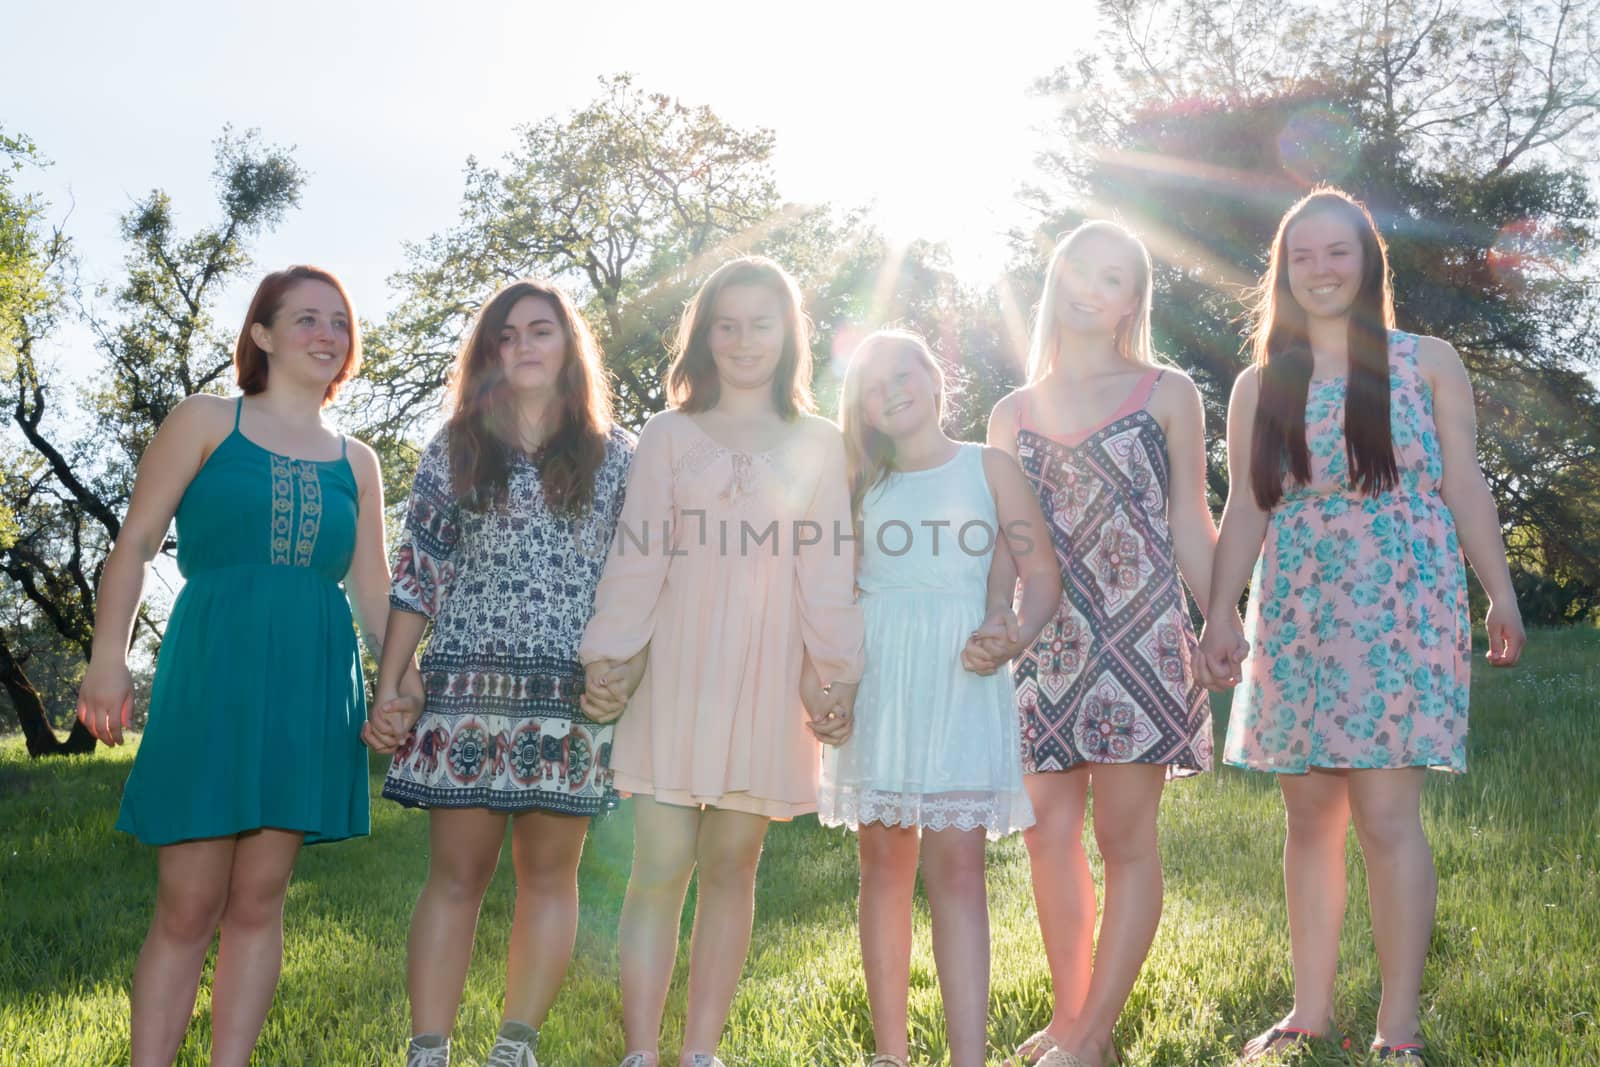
233, 266, 362, 406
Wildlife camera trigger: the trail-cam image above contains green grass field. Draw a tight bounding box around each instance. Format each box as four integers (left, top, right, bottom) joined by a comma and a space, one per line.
2, 628, 1596, 1066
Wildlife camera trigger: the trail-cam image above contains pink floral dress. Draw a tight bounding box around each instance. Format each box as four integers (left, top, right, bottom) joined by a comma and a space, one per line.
1224, 332, 1471, 773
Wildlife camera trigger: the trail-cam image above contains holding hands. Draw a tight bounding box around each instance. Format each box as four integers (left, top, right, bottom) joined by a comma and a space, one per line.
581, 647, 648, 724
363, 668, 427, 753
801, 656, 856, 746
961, 605, 1021, 676
1196, 610, 1250, 692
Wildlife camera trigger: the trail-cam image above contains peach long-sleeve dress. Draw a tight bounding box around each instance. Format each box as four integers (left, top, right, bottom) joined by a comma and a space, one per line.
578, 408, 865, 818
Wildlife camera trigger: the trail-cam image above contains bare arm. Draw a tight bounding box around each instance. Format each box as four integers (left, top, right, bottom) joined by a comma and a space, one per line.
343, 440, 397, 661
983, 447, 1062, 653
1156, 373, 1220, 618
1197, 367, 1269, 685
981, 392, 1025, 619
1421, 336, 1526, 666
76, 395, 224, 744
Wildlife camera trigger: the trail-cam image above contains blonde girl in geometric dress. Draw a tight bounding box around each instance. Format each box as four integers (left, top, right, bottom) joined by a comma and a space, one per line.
986, 221, 1220, 1067
1199, 188, 1526, 1065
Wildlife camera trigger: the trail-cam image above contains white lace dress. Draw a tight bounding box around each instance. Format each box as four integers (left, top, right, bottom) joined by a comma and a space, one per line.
818, 444, 1034, 839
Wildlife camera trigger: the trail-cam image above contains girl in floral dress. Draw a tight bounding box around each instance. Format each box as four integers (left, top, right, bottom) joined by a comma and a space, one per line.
371, 280, 633, 1067
1199, 188, 1526, 1064
578, 256, 864, 1067
985, 221, 1219, 1067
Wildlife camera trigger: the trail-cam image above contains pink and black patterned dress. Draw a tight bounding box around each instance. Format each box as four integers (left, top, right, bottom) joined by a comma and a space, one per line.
1012, 369, 1212, 776
383, 425, 633, 815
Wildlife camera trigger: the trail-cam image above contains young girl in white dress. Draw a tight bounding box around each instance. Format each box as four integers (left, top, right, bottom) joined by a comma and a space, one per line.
819, 329, 1061, 1067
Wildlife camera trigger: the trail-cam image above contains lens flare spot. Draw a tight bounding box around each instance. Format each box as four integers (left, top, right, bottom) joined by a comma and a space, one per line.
829, 324, 869, 380
1277, 105, 1360, 185
1488, 219, 1579, 288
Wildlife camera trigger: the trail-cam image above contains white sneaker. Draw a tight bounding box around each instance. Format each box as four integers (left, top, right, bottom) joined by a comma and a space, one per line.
406, 1038, 450, 1067
483, 1034, 538, 1067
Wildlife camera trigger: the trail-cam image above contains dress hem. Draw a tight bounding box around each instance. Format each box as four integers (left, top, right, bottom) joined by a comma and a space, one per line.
1222, 757, 1465, 776
614, 775, 814, 820
381, 780, 616, 816
115, 817, 366, 848
1024, 757, 1210, 779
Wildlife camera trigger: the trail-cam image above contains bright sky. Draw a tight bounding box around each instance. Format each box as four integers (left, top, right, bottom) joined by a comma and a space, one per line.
5, 0, 1093, 374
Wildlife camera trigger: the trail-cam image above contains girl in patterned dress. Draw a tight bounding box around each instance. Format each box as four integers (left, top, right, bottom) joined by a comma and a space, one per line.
369, 281, 634, 1067
76, 267, 410, 1067
820, 330, 1058, 1067
984, 221, 1219, 1067
1199, 189, 1525, 1064
578, 257, 864, 1067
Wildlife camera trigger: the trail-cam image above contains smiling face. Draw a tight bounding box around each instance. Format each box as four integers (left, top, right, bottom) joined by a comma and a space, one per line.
1053, 230, 1142, 338
705, 282, 785, 394
1285, 210, 1365, 320
857, 341, 941, 441
250, 279, 352, 394
496, 294, 568, 395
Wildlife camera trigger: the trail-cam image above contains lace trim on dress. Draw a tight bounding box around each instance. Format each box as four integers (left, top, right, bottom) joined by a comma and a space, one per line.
818, 786, 1032, 839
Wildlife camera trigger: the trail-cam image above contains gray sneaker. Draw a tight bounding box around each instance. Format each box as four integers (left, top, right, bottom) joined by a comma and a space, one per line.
483, 1034, 538, 1067
406, 1038, 450, 1067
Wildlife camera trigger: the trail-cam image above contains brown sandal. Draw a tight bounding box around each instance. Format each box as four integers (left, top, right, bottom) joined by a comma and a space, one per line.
1037, 1050, 1094, 1067
1004, 1030, 1060, 1067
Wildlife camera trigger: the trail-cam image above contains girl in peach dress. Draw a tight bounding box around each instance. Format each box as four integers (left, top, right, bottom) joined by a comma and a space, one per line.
578, 256, 864, 1067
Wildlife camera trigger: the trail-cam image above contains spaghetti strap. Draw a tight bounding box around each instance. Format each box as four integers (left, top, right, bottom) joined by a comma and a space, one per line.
1129, 368, 1163, 412
340, 434, 349, 459
233, 396, 243, 430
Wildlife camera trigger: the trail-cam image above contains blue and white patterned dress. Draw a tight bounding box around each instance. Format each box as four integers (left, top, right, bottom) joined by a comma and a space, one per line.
382, 425, 633, 815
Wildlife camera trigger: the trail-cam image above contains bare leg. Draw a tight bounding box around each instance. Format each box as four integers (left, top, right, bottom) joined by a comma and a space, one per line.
1242, 769, 1350, 1060
857, 823, 920, 1061
1019, 769, 1093, 1043
920, 827, 991, 1067
618, 796, 700, 1059
129, 838, 235, 1067
1057, 764, 1166, 1066
1348, 768, 1432, 1049
210, 828, 304, 1067
503, 809, 592, 1028
679, 806, 771, 1061
407, 808, 509, 1036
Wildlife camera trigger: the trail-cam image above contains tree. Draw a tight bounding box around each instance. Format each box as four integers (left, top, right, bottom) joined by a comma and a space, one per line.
354, 75, 1013, 494
1018, 0, 1600, 619
0, 128, 304, 755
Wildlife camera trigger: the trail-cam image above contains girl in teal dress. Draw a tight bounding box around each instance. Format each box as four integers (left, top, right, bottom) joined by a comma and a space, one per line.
75, 266, 417, 1067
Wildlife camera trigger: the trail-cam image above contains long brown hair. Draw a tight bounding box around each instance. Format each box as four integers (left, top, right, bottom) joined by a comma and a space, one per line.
444, 280, 614, 515
1247, 188, 1397, 509
838, 329, 948, 520
234, 265, 361, 405
667, 256, 815, 417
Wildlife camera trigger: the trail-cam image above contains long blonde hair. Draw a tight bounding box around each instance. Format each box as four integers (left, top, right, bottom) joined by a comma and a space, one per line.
838, 329, 948, 520
1026, 219, 1157, 382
